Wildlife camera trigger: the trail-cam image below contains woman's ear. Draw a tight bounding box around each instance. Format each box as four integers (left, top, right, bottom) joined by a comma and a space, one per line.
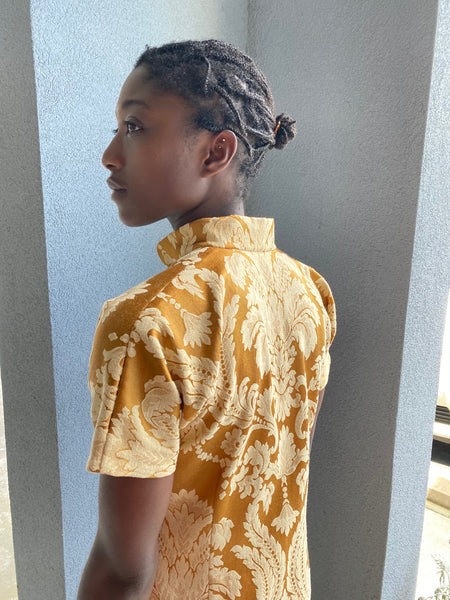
202, 130, 238, 177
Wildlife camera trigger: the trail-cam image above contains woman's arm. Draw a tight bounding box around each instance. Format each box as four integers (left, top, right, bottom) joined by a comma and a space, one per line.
78, 473, 174, 600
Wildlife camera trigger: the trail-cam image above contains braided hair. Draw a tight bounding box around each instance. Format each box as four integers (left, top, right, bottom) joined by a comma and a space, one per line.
135, 40, 296, 199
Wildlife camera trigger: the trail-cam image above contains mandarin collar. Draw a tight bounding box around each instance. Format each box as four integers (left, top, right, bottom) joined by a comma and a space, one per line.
157, 215, 276, 266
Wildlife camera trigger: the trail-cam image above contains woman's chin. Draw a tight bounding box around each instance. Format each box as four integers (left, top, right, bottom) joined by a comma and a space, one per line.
118, 209, 161, 228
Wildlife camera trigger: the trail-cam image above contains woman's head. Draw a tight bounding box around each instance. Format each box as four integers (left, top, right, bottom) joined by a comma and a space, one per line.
102, 40, 296, 229
135, 40, 296, 188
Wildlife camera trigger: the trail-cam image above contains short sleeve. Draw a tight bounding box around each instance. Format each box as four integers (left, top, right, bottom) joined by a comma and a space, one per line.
308, 268, 337, 390
86, 304, 182, 478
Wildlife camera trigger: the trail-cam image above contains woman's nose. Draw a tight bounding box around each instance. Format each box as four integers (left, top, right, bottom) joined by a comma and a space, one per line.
102, 136, 123, 170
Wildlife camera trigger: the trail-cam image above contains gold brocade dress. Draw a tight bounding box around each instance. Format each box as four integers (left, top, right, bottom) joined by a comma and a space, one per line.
87, 215, 336, 600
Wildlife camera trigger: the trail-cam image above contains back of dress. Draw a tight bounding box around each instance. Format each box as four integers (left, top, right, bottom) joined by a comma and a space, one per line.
153, 216, 335, 600
87, 215, 336, 600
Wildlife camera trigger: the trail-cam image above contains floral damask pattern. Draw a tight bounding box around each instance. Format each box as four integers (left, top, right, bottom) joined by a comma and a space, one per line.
87, 215, 336, 599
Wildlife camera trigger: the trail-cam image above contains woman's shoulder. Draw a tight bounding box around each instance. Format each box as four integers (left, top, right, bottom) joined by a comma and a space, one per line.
94, 265, 186, 335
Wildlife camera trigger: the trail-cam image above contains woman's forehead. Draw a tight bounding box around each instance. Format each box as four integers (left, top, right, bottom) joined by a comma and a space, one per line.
119, 66, 152, 100
116, 66, 190, 118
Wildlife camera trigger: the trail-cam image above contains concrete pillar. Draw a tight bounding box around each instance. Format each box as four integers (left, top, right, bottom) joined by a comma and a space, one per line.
0, 2, 65, 598
247, 1, 442, 598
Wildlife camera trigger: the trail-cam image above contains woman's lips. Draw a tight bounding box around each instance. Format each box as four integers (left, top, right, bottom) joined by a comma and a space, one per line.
107, 177, 127, 192
107, 178, 127, 202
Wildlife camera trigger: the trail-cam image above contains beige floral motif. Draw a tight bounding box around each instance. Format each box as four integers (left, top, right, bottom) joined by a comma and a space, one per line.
296, 464, 309, 500
89, 366, 119, 427
271, 426, 303, 479
152, 489, 212, 599
213, 377, 262, 433
131, 307, 174, 357
241, 255, 320, 376
89, 345, 128, 429
170, 262, 208, 298
141, 375, 181, 448
232, 501, 286, 600
171, 223, 196, 248
157, 222, 198, 266
164, 348, 218, 411
98, 281, 150, 324
310, 347, 331, 391
287, 517, 311, 598
223, 253, 251, 290
203, 215, 274, 252
102, 346, 128, 381
212, 517, 234, 551
104, 405, 178, 476
181, 310, 212, 348
271, 503, 300, 535
220, 428, 244, 457
89, 382, 117, 427
210, 554, 242, 600
231, 439, 273, 500
168, 260, 223, 302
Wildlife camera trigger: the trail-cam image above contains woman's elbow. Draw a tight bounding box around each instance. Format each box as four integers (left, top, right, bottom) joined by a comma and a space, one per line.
78, 538, 158, 600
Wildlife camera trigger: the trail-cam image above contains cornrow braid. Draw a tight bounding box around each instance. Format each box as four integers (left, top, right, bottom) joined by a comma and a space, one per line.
135, 40, 296, 199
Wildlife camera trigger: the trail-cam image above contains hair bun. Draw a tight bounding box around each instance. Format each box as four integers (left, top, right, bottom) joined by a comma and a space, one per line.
273, 113, 296, 149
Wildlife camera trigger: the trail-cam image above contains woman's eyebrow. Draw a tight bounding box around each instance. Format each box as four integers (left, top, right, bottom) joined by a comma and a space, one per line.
119, 98, 150, 111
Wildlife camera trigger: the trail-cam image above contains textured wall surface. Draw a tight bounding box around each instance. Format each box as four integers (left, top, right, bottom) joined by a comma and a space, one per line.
0, 2, 65, 599
247, 1, 438, 598
29, 1, 247, 597
382, 1, 450, 598
2, 0, 444, 598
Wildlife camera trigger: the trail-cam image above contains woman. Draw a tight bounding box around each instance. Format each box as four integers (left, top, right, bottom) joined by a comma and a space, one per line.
78, 39, 336, 600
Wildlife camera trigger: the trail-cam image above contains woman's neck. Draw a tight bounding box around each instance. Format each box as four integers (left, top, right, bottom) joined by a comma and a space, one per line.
168, 197, 245, 231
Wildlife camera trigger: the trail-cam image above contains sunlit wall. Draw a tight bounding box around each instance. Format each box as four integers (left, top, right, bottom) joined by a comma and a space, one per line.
30, 1, 248, 597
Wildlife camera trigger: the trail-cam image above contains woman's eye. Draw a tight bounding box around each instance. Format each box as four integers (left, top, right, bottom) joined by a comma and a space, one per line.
125, 122, 142, 134
111, 122, 142, 136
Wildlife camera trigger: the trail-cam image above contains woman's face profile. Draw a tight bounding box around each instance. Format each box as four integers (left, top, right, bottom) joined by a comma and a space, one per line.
102, 65, 212, 228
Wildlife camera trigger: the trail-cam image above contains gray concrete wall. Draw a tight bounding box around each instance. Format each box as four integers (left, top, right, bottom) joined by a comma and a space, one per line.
0, 2, 65, 599
29, 1, 248, 598
247, 1, 439, 598
382, 1, 450, 597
